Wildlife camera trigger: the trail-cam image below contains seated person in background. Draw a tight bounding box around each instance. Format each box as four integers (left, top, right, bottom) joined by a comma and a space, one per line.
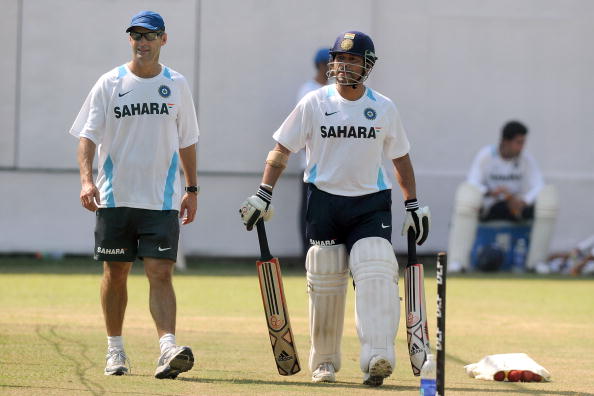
537, 234, 594, 275
447, 121, 558, 272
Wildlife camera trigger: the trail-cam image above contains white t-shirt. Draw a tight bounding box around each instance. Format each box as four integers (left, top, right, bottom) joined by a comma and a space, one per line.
70, 64, 199, 211
273, 84, 410, 196
467, 145, 543, 207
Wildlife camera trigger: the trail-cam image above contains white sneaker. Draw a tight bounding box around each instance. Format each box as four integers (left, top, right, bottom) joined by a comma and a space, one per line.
154, 345, 194, 379
104, 348, 129, 376
312, 362, 336, 383
363, 356, 392, 387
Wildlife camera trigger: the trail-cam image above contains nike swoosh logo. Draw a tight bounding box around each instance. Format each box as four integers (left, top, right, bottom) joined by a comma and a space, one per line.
158, 247, 172, 251
325, 111, 339, 116
381, 223, 391, 229
118, 90, 133, 97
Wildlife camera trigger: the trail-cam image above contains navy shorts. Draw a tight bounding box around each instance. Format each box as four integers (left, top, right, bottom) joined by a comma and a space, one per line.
305, 184, 392, 253
94, 207, 179, 262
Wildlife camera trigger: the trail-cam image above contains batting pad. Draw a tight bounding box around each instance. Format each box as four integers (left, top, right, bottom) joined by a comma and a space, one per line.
448, 183, 482, 270
526, 185, 559, 269
306, 244, 349, 372
349, 237, 399, 372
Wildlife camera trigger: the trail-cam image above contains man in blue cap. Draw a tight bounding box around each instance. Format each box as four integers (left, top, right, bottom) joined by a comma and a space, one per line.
70, 10, 199, 379
296, 48, 330, 102
240, 30, 430, 387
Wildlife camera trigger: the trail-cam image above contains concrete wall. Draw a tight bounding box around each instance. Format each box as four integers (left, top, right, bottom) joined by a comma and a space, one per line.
1, 0, 593, 256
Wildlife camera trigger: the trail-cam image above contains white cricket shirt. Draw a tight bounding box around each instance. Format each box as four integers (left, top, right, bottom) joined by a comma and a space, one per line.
273, 84, 410, 196
467, 145, 543, 206
70, 64, 199, 211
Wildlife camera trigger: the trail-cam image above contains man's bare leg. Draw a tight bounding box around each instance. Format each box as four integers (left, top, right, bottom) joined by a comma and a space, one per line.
102, 261, 132, 375
144, 257, 193, 379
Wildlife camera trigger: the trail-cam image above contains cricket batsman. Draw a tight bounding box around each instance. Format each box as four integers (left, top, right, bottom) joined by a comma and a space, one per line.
239, 30, 430, 387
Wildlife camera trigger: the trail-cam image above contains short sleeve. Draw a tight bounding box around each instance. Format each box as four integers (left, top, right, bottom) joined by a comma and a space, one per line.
272, 95, 313, 153
383, 103, 410, 159
69, 77, 108, 144
176, 77, 200, 148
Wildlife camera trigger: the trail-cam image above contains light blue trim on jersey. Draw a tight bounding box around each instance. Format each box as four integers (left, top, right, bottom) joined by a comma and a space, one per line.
162, 152, 179, 210
366, 88, 377, 101
163, 67, 172, 80
117, 65, 127, 79
326, 85, 336, 97
307, 164, 318, 183
490, 144, 498, 157
377, 167, 387, 191
103, 156, 116, 207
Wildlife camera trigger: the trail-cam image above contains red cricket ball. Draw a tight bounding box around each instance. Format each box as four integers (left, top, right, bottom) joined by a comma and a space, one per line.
507, 370, 522, 382
521, 370, 534, 382
493, 371, 506, 381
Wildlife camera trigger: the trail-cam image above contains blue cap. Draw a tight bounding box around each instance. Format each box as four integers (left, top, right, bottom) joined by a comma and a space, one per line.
126, 11, 165, 32
314, 48, 330, 65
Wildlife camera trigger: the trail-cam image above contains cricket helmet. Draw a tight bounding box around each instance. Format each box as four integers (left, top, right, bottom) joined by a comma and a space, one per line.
328, 31, 377, 85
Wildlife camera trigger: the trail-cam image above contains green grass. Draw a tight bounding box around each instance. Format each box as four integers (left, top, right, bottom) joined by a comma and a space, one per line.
1, 257, 593, 395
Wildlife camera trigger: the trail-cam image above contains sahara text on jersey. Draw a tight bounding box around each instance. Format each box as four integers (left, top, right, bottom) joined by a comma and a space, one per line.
320, 125, 381, 139
114, 102, 173, 119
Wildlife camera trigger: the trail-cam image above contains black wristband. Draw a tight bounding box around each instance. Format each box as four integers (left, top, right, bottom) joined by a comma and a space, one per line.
256, 185, 272, 205
404, 198, 419, 211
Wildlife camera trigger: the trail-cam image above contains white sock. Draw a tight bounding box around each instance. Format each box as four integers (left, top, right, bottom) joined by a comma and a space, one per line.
159, 333, 176, 354
107, 336, 124, 351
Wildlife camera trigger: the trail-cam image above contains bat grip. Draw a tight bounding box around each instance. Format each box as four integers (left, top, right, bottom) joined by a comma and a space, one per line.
256, 220, 273, 261
407, 227, 418, 266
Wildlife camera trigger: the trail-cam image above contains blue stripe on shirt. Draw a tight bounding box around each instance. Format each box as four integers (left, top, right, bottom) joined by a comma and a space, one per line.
162, 152, 179, 210
377, 167, 387, 190
117, 65, 127, 79
103, 156, 116, 207
307, 164, 318, 183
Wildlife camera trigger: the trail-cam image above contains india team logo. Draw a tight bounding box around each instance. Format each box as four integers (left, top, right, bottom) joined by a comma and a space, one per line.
158, 85, 171, 98
364, 107, 377, 120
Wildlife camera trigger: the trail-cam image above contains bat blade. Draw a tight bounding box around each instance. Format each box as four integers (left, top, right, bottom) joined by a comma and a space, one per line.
405, 228, 431, 376
256, 258, 301, 375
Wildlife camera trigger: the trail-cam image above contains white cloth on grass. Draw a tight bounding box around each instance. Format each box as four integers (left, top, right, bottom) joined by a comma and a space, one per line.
465, 353, 551, 381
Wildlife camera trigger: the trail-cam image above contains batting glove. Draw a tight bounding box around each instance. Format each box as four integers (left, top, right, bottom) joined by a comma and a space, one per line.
239, 185, 275, 231
401, 199, 431, 245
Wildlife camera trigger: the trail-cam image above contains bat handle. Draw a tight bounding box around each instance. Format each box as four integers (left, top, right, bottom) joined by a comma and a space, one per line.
407, 227, 418, 266
256, 220, 273, 261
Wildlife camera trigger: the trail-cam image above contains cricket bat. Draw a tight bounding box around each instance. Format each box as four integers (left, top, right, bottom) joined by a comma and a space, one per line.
405, 227, 431, 376
255, 220, 301, 376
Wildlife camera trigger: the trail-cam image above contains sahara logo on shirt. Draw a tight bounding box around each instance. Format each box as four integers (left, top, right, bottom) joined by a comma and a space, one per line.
113, 102, 173, 119
320, 125, 381, 139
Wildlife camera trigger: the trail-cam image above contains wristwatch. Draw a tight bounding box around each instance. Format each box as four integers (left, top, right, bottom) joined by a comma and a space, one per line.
185, 186, 200, 193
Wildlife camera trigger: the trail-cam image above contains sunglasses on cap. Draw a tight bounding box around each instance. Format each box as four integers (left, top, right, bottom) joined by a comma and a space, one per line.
129, 31, 164, 41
